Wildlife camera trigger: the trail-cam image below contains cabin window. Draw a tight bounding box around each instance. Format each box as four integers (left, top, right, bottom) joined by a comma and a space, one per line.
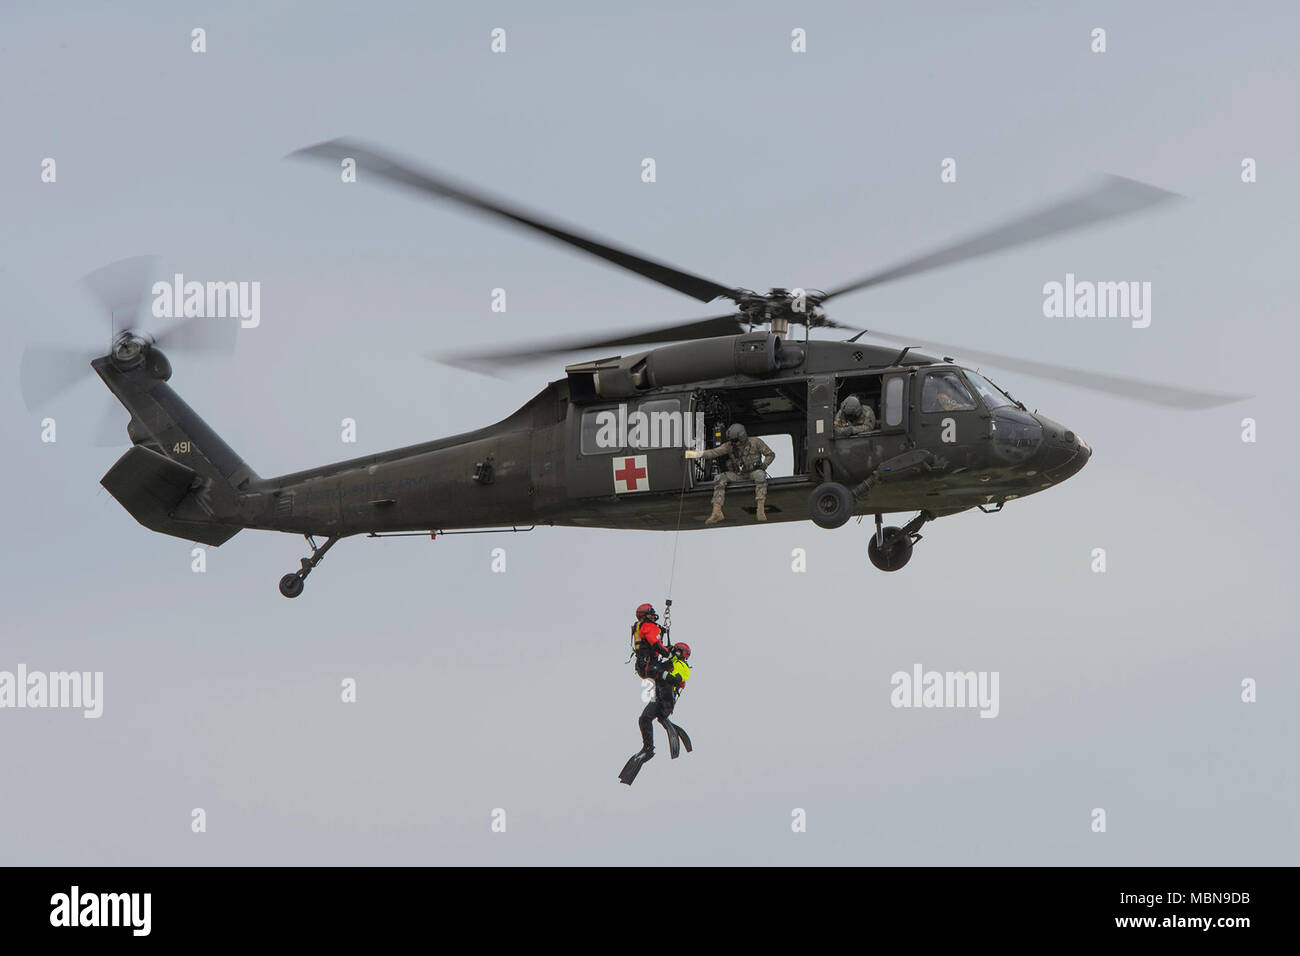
883, 376, 905, 428
921, 370, 977, 412
580, 407, 622, 455
629, 399, 682, 449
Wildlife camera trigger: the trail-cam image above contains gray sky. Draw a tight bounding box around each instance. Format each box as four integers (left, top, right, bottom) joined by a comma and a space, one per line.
1, 0, 1296, 864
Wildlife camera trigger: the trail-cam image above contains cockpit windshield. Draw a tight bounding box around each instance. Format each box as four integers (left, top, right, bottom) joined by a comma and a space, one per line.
963, 370, 1017, 410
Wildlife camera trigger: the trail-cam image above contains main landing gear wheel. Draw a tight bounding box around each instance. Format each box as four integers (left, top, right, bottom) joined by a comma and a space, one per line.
868, 526, 914, 571
279, 574, 305, 598
808, 482, 854, 529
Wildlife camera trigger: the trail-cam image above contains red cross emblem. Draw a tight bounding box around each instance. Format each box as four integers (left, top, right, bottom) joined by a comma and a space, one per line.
612, 455, 648, 494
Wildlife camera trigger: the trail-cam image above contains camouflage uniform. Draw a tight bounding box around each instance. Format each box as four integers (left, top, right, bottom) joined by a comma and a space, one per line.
833, 396, 876, 438
700, 436, 776, 509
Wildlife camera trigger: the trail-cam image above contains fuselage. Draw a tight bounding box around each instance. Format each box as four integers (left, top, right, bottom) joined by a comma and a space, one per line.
229, 336, 1090, 537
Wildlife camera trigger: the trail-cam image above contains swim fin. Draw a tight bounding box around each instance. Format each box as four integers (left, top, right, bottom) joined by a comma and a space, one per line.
657, 717, 681, 758
670, 722, 693, 753
619, 748, 654, 785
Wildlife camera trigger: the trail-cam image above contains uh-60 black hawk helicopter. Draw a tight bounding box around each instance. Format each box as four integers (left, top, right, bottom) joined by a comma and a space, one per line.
21, 139, 1246, 598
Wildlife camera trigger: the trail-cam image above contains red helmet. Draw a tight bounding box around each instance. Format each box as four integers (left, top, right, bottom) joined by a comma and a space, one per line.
673, 642, 691, 661
635, 603, 658, 622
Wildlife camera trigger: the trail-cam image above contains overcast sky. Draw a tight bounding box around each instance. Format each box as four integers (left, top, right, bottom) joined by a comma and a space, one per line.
1, 0, 1296, 864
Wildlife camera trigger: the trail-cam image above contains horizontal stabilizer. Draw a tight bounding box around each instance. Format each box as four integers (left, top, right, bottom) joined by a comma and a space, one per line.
101, 445, 242, 547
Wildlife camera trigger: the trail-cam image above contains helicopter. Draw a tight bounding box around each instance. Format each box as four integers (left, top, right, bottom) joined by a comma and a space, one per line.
19, 139, 1247, 598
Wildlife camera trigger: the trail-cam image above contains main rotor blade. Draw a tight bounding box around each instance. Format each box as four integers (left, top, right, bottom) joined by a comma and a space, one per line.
820, 176, 1180, 303
860, 329, 1247, 409
18, 345, 100, 410
810, 315, 855, 331
290, 138, 741, 304
79, 255, 160, 330
434, 314, 746, 371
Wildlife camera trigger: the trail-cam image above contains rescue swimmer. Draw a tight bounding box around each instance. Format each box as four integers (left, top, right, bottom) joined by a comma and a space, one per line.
620, 602, 693, 785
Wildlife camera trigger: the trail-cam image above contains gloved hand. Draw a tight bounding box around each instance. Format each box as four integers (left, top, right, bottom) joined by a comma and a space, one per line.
684, 450, 699, 459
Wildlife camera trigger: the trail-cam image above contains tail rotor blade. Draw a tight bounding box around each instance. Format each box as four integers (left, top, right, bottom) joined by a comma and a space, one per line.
91, 400, 130, 447
152, 314, 238, 356
79, 255, 161, 331
19, 257, 238, 419
18, 345, 100, 410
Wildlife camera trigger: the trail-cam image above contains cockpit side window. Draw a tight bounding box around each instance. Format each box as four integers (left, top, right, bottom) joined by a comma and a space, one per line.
921, 370, 977, 412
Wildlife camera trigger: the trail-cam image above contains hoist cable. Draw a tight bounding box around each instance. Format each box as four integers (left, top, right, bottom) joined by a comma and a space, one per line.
665, 459, 690, 601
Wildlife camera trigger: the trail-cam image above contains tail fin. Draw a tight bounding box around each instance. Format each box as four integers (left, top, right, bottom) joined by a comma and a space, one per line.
94, 347, 253, 546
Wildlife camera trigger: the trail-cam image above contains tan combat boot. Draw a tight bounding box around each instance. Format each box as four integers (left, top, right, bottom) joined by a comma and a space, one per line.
755, 498, 767, 522
705, 503, 725, 525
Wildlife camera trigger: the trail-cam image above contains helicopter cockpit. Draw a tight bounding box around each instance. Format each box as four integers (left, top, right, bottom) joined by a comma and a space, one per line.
956, 369, 1044, 464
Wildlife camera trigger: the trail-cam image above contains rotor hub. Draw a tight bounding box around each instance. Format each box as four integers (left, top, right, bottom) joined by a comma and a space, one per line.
732, 289, 829, 337
111, 332, 147, 367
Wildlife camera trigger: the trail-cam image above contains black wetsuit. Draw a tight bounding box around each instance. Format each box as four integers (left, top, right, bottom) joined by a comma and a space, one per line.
638, 659, 683, 753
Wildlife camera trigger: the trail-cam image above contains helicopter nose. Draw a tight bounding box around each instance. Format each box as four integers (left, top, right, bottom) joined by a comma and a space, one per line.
1035, 416, 1090, 480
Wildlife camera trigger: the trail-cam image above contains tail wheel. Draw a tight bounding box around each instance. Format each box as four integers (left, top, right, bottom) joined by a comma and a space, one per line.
279, 574, 305, 598
868, 527, 913, 571
808, 482, 854, 529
